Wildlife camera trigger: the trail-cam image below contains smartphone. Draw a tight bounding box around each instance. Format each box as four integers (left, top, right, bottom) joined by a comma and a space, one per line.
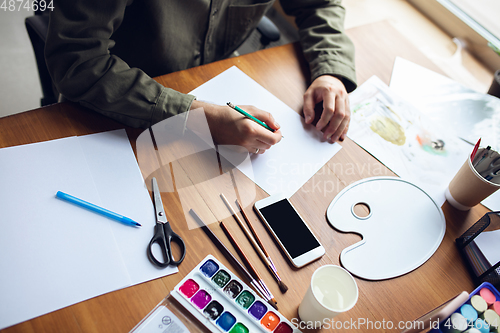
254, 194, 325, 268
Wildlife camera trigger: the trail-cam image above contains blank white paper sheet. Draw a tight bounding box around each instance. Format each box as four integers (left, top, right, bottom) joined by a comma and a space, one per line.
189, 66, 342, 197
0, 129, 177, 330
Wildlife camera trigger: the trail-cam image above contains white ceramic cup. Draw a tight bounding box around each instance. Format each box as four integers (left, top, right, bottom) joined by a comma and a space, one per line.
298, 265, 358, 328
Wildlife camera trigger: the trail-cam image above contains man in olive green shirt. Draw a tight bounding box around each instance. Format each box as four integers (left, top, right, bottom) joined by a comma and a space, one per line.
45, 0, 356, 154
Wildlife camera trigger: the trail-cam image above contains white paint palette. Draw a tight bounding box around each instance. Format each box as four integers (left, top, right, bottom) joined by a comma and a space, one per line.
326, 177, 446, 280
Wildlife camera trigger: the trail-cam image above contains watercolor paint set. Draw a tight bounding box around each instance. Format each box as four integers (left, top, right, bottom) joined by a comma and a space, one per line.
130, 255, 301, 333
171, 255, 300, 333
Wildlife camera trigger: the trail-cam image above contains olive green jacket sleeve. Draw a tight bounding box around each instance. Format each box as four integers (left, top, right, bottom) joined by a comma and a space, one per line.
45, 0, 195, 128
45, 0, 355, 129
281, 0, 357, 93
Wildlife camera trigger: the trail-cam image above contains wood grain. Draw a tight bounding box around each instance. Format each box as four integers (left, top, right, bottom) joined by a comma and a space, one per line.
0, 21, 489, 333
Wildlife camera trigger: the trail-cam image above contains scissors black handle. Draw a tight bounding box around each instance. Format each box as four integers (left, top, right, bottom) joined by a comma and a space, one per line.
147, 223, 186, 268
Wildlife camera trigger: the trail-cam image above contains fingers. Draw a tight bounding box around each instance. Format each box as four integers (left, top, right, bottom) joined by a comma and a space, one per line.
303, 91, 316, 124
340, 97, 350, 141
247, 106, 280, 132
246, 138, 273, 155
339, 115, 350, 142
244, 128, 281, 154
202, 102, 282, 154
322, 93, 350, 143
315, 89, 336, 132
230, 105, 282, 154
303, 75, 351, 143
240, 106, 282, 146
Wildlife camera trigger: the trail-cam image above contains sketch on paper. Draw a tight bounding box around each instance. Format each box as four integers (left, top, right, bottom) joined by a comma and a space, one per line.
390, 57, 500, 211
347, 76, 470, 203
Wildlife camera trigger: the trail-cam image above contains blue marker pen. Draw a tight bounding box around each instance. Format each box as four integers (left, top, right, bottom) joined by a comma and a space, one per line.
56, 191, 141, 227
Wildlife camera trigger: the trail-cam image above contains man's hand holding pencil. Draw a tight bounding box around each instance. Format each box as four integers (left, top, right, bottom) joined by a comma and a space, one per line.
190, 100, 282, 155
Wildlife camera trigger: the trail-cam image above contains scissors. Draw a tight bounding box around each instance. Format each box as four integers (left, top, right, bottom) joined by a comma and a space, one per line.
147, 177, 186, 268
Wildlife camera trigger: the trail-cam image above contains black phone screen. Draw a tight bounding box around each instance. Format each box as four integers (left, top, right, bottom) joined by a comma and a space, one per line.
259, 199, 320, 259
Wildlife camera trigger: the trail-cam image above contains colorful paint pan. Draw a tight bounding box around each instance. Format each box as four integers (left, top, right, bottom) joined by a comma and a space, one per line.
191, 290, 212, 309
216, 312, 237, 331
179, 279, 199, 298
229, 322, 249, 333
248, 301, 267, 320
212, 270, 231, 288
171, 255, 302, 333
204, 301, 224, 320
261, 311, 280, 331
274, 322, 294, 333
200, 259, 220, 277
235, 291, 255, 309
224, 280, 243, 299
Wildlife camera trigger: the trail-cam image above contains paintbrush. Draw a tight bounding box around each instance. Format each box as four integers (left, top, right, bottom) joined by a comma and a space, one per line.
220, 193, 280, 298
235, 199, 288, 293
189, 209, 277, 310
220, 194, 288, 293
218, 220, 278, 310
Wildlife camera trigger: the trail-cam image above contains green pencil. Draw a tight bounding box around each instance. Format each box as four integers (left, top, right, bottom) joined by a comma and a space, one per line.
227, 102, 276, 133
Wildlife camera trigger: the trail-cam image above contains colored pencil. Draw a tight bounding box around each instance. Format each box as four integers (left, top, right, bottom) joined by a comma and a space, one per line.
56, 191, 141, 227
471, 138, 481, 161
227, 102, 275, 133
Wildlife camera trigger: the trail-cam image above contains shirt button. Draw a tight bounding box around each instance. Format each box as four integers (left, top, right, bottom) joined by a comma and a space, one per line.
194, 51, 200, 59
212, 8, 218, 16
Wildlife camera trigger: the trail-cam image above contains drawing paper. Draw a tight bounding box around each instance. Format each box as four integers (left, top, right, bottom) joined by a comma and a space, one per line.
390, 57, 500, 149
189, 66, 342, 198
348, 76, 470, 205
0, 130, 176, 330
390, 57, 500, 210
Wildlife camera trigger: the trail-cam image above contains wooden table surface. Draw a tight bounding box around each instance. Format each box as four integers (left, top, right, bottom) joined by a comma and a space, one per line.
0, 21, 490, 332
